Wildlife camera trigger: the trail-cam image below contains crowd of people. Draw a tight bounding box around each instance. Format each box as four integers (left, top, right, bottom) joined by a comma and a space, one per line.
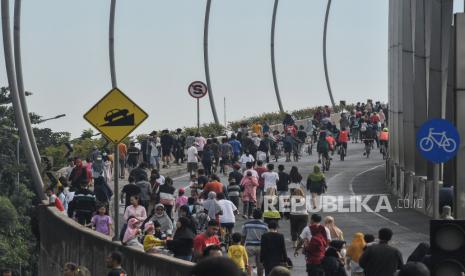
38, 101, 444, 276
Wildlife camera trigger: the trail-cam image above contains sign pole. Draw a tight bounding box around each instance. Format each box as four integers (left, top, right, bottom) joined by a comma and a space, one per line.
433, 163, 440, 219
113, 143, 119, 240
197, 98, 200, 132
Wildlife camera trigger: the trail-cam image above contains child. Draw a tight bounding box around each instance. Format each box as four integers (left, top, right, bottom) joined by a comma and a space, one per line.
228, 232, 249, 275
153, 221, 167, 240
143, 221, 165, 254
90, 205, 112, 236
175, 188, 188, 213
46, 187, 64, 212
227, 178, 241, 210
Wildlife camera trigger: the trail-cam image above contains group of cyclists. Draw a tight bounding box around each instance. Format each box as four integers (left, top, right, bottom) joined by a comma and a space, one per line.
253, 101, 389, 172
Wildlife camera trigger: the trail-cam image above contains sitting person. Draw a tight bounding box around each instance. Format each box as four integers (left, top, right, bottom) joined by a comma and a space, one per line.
143, 221, 166, 254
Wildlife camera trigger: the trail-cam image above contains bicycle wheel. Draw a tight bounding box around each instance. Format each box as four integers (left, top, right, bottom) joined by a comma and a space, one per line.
443, 138, 457, 153
419, 137, 434, 152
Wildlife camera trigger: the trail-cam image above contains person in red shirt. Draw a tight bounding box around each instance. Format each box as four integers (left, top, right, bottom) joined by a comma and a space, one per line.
46, 188, 64, 212
325, 135, 336, 154
285, 124, 297, 137
193, 220, 221, 260
202, 174, 224, 198
370, 113, 380, 125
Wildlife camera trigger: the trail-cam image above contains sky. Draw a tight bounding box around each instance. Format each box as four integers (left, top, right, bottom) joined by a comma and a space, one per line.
0, 0, 463, 138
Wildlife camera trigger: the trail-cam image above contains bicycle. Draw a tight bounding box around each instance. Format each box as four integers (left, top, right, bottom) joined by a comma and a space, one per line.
321, 153, 330, 172
339, 144, 346, 161
363, 139, 373, 158
380, 142, 387, 160
419, 128, 457, 153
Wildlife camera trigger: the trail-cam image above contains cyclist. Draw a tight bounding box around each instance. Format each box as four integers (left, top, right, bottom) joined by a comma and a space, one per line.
317, 131, 330, 164
338, 127, 350, 160
296, 125, 308, 156
325, 133, 336, 156
379, 128, 389, 158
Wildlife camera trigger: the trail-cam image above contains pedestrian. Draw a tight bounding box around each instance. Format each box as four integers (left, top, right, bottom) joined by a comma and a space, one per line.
195, 133, 207, 159
217, 192, 238, 235
90, 204, 112, 236
150, 203, 174, 237
289, 188, 308, 248
242, 209, 269, 276
106, 251, 127, 276
359, 228, 404, 276
346, 233, 366, 276
203, 191, 223, 222
68, 159, 91, 190
243, 162, 259, 179
260, 221, 288, 276
239, 151, 255, 171
228, 232, 249, 274
118, 142, 127, 179
321, 247, 348, 276
143, 221, 166, 254
211, 138, 220, 173
174, 128, 186, 165
45, 187, 65, 212
289, 166, 303, 194
324, 216, 344, 241
67, 181, 96, 225
134, 177, 150, 212
121, 176, 141, 208
190, 257, 243, 276
363, 234, 376, 248
158, 177, 176, 219
255, 160, 268, 204
406, 242, 430, 263
241, 171, 259, 219
178, 205, 198, 234
295, 214, 332, 254
261, 163, 279, 192
187, 142, 200, 176
229, 163, 243, 187
122, 217, 143, 249
227, 178, 241, 209
175, 188, 188, 214
202, 140, 214, 176
203, 245, 223, 257
276, 164, 290, 196
129, 162, 149, 182
149, 137, 160, 171
219, 138, 233, 175
127, 142, 140, 172
166, 216, 196, 261
203, 174, 225, 197
306, 165, 327, 209
161, 129, 174, 168
303, 224, 329, 276
229, 134, 242, 162
193, 220, 221, 261
123, 195, 147, 222
262, 187, 281, 227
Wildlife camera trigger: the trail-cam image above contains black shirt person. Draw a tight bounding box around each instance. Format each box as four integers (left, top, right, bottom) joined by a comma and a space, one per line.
106, 251, 127, 276
260, 221, 288, 275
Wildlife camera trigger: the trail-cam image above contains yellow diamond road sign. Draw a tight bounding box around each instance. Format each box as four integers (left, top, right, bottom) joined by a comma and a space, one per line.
84, 88, 148, 144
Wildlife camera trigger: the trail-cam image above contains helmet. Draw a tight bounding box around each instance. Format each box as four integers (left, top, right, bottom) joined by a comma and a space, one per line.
383, 128, 388, 132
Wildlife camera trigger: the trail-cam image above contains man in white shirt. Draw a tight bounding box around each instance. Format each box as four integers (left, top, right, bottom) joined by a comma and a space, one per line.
242, 162, 258, 180
187, 143, 200, 176
217, 192, 238, 234
261, 163, 279, 191
294, 213, 332, 256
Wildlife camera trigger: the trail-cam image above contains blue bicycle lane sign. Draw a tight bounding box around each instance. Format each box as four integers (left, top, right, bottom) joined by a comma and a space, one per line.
416, 119, 461, 164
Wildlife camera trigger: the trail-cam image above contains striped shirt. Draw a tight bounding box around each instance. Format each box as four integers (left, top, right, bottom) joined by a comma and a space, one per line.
242, 219, 269, 246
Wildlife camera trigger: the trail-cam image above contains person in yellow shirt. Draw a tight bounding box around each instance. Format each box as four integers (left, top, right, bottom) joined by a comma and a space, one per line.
143, 222, 166, 254
228, 232, 250, 274
252, 123, 263, 137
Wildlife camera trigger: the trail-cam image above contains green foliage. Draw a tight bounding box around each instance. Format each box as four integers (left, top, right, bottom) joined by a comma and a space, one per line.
0, 196, 18, 230
184, 123, 226, 137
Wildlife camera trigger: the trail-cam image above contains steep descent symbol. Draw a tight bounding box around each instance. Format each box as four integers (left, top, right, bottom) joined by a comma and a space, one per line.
101, 108, 134, 127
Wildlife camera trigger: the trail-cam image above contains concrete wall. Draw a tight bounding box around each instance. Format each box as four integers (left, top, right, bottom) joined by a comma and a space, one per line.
39, 205, 193, 276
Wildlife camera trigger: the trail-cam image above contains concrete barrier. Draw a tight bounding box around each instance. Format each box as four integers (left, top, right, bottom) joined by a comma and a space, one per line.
39, 205, 194, 276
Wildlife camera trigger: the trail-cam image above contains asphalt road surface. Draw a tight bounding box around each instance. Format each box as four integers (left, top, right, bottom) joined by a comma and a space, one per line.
169, 143, 430, 275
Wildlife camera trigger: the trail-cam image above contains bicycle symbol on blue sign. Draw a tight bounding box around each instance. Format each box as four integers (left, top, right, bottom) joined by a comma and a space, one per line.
416, 119, 460, 164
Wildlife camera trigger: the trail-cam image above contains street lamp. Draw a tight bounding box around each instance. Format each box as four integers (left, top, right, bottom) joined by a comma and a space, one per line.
34, 113, 66, 124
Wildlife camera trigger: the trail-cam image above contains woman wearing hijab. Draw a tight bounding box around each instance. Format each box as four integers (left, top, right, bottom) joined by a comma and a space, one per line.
241, 171, 259, 218
202, 191, 223, 222
346, 233, 366, 276
69, 159, 90, 190
178, 205, 198, 234
166, 216, 196, 261
324, 216, 344, 241
306, 165, 327, 209
150, 203, 174, 236
93, 176, 113, 209
123, 218, 143, 250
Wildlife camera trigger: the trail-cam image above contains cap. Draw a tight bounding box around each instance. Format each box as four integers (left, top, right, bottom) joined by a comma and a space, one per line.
179, 188, 185, 193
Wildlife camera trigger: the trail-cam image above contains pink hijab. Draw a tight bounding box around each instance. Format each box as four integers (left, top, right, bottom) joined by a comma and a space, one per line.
123, 218, 140, 243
